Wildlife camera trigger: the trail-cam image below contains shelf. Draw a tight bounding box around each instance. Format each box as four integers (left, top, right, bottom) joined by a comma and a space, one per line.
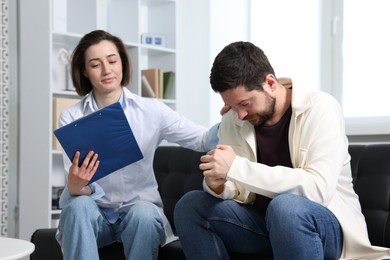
52, 32, 82, 45
162, 99, 176, 110
52, 90, 79, 98
51, 150, 62, 155
140, 44, 176, 54
142, 0, 177, 6
51, 209, 62, 215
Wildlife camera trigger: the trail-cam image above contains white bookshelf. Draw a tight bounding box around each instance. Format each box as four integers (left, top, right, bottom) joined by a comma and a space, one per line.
18, 0, 177, 240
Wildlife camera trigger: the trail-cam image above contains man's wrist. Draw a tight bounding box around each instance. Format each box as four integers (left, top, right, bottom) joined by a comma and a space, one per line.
211, 184, 225, 195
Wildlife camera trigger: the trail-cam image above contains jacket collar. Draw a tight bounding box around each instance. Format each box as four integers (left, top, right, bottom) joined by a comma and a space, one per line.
228, 85, 313, 155
228, 111, 257, 157
290, 86, 313, 117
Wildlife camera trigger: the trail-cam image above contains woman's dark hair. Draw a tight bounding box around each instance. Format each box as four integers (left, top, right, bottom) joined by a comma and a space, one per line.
71, 30, 131, 96
210, 41, 275, 93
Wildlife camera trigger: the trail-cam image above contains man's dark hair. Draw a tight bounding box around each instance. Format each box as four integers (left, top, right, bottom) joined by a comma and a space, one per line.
210, 41, 275, 93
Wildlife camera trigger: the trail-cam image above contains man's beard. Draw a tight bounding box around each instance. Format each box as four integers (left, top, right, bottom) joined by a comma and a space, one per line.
244, 93, 276, 126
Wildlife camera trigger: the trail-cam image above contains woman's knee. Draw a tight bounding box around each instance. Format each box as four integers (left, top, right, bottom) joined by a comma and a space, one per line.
122, 201, 164, 237
126, 201, 162, 224
61, 195, 97, 216
59, 195, 100, 231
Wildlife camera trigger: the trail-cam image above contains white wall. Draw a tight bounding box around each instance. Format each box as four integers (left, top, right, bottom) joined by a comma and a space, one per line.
176, 0, 211, 127
177, 0, 250, 127
250, 0, 321, 91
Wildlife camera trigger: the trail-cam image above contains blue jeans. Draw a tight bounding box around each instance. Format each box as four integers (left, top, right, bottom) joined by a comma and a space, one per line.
57, 196, 164, 260
174, 191, 343, 260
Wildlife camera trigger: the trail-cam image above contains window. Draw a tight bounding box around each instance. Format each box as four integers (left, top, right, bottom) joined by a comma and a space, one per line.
342, 0, 390, 135
250, 0, 390, 136
250, 0, 321, 91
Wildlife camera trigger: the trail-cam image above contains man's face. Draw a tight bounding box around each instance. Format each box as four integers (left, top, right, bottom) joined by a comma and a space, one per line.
220, 85, 276, 126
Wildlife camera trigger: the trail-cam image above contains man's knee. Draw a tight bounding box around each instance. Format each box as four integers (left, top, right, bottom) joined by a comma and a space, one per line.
266, 194, 309, 222
174, 190, 208, 217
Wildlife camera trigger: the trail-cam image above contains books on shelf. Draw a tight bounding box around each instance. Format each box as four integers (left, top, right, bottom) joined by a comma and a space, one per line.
141, 75, 156, 98
141, 68, 175, 99
52, 97, 80, 150
163, 71, 175, 99
142, 68, 162, 98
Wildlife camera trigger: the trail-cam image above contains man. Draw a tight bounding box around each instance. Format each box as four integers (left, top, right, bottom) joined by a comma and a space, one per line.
174, 42, 390, 259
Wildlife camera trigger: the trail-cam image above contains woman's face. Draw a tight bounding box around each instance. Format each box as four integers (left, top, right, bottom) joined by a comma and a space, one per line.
83, 40, 123, 94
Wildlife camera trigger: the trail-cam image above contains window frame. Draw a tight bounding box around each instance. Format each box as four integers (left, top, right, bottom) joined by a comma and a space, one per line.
250, 0, 390, 137
329, 0, 390, 136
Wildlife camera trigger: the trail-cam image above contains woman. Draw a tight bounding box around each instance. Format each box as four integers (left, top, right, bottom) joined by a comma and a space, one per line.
55, 30, 215, 260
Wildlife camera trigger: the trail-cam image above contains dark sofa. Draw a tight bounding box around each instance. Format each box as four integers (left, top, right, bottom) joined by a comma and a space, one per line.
31, 144, 390, 259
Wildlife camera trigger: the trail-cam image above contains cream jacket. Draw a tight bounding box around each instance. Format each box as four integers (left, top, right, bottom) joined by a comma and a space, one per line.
204, 86, 390, 259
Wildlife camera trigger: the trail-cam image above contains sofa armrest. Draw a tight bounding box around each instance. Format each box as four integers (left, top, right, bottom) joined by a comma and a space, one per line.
31, 229, 63, 260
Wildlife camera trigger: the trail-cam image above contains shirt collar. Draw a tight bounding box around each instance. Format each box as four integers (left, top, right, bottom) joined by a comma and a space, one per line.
121, 87, 143, 108
82, 88, 127, 113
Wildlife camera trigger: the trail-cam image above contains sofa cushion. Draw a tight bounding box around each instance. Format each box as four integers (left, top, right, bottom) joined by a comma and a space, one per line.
349, 144, 390, 247
30, 228, 63, 260
153, 146, 205, 227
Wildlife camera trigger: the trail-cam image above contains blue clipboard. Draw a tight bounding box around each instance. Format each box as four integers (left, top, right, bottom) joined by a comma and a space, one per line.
54, 102, 144, 184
